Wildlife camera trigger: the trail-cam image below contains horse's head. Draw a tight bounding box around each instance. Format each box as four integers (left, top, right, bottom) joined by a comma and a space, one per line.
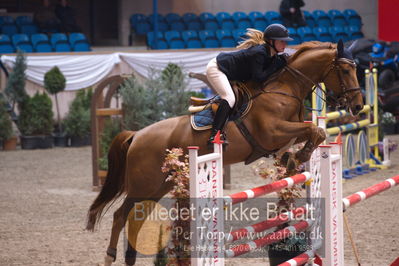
320, 40, 364, 115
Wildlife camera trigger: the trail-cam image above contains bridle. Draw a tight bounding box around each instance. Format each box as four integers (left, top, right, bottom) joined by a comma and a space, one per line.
319, 57, 362, 109
282, 54, 362, 111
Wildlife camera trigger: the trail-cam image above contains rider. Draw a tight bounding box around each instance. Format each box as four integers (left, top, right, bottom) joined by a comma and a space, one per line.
206, 23, 293, 147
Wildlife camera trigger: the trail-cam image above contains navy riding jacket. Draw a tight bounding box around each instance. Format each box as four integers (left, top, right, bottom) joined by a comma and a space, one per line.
216, 44, 287, 83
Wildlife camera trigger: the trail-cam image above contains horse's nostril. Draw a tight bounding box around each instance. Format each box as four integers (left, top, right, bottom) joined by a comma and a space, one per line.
355, 105, 362, 111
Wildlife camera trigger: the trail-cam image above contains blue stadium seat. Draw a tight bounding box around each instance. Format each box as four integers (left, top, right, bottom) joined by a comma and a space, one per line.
35, 42, 53, 52
32, 34, 52, 52
69, 32, 87, 45
248, 11, 269, 31
15, 16, 34, 26
54, 42, 71, 52
19, 24, 38, 35
182, 30, 202, 49
69, 33, 91, 51
232, 28, 247, 43
130, 14, 151, 35
31, 33, 49, 46
313, 26, 334, 42
165, 13, 186, 31
165, 13, 180, 24
0, 16, 14, 26
303, 11, 316, 28
0, 43, 15, 53
148, 14, 169, 32
164, 30, 185, 49
135, 20, 151, 35
199, 30, 219, 48
146, 31, 168, 49
72, 42, 91, 52
1, 24, 18, 36
50, 33, 68, 46
11, 33, 30, 46
265, 11, 283, 24
0, 34, 11, 44
199, 13, 218, 31
297, 26, 317, 42
216, 12, 235, 30
347, 25, 364, 40
182, 13, 202, 31
343, 9, 362, 28
287, 27, 302, 45
233, 12, 252, 29
328, 9, 347, 27
13, 35, 33, 53
313, 10, 331, 27
130, 14, 147, 26
216, 29, 236, 47
329, 26, 349, 42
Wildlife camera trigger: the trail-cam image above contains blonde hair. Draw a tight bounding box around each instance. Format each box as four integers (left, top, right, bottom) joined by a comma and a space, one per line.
236, 28, 265, 49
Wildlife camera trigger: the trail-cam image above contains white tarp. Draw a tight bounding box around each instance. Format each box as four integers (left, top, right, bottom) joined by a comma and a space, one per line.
0, 50, 223, 91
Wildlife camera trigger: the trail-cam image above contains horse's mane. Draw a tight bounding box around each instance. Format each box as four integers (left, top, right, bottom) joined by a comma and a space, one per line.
288, 41, 336, 63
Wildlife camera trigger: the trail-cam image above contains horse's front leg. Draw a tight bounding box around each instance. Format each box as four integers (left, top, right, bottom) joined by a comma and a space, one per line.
273, 121, 326, 168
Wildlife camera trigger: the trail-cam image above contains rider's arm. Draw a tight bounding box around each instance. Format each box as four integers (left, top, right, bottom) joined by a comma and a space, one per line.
251, 54, 287, 83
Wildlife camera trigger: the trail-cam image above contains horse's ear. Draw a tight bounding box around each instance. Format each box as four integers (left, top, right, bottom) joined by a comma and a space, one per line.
337, 39, 344, 58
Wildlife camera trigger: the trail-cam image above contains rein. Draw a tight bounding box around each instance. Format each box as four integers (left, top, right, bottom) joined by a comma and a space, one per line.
250, 55, 362, 112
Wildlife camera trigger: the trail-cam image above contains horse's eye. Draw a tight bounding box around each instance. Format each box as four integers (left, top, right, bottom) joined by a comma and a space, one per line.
342, 69, 350, 75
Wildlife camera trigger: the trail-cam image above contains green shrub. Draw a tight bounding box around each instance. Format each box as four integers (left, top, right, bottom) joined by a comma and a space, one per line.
5, 50, 28, 112
18, 92, 54, 135
0, 95, 13, 141
158, 63, 190, 118
64, 88, 92, 137
44, 66, 66, 132
98, 118, 122, 170
121, 64, 191, 131
44, 66, 66, 94
121, 76, 163, 131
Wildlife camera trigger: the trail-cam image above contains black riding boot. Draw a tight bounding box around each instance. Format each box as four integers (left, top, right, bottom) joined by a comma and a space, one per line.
208, 99, 231, 148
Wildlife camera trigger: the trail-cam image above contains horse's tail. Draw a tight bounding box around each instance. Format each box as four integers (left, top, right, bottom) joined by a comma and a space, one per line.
86, 130, 135, 231
236, 28, 265, 49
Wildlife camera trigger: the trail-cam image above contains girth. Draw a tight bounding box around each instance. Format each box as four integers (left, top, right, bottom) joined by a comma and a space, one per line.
234, 118, 277, 165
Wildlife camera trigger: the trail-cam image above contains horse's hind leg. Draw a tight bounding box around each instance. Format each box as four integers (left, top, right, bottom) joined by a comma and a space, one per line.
105, 199, 131, 266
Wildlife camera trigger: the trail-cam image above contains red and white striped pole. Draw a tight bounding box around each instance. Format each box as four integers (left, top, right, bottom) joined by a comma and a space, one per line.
343, 175, 399, 210
277, 250, 316, 266
225, 220, 312, 258
224, 172, 312, 205
225, 206, 307, 243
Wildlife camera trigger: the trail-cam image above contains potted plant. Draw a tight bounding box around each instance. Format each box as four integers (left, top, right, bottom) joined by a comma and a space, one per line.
381, 112, 396, 135
64, 88, 92, 146
18, 92, 54, 149
44, 66, 67, 146
0, 95, 17, 150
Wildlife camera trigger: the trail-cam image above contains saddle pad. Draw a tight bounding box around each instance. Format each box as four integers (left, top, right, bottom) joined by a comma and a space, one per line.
190, 108, 214, 131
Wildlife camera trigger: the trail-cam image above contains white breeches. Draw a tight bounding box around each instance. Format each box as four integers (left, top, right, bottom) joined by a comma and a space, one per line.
206, 58, 236, 108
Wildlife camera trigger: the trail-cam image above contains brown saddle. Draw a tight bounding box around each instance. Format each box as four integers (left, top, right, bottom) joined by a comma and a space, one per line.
189, 81, 253, 116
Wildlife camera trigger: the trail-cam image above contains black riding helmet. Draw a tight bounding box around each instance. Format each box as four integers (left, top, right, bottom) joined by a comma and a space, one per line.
263, 24, 293, 42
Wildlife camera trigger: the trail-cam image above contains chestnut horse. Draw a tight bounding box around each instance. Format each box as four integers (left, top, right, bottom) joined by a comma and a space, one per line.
87, 40, 364, 265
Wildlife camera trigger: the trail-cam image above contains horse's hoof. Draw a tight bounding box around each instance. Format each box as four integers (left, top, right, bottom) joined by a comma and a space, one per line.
287, 159, 296, 171
280, 152, 291, 167
104, 255, 114, 266
125, 250, 137, 265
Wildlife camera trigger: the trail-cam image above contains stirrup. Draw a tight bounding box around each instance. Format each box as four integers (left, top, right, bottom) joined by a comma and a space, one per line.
207, 130, 228, 150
